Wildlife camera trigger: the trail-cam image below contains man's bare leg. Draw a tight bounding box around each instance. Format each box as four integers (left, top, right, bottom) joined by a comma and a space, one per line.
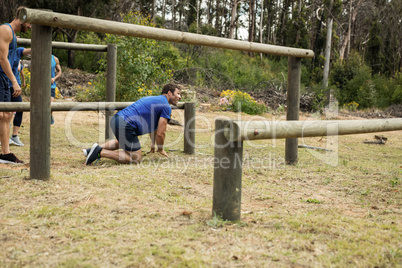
0, 112, 12, 154
100, 148, 142, 164
100, 139, 120, 151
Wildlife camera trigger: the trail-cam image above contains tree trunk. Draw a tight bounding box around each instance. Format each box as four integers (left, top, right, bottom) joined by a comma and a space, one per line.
259, 0, 264, 59
235, 3, 240, 39
172, 0, 176, 29
207, 0, 213, 24
223, 0, 229, 37
215, 0, 221, 36
67, 29, 78, 68
162, 0, 166, 21
322, 0, 333, 105
339, 0, 363, 61
248, 0, 255, 42
295, 0, 302, 44
151, 0, 157, 21
228, 0, 238, 39
266, 0, 272, 43
248, 0, 256, 56
197, 0, 201, 34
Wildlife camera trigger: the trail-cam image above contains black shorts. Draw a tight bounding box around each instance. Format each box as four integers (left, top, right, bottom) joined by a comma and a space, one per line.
0, 74, 11, 102
110, 114, 141, 152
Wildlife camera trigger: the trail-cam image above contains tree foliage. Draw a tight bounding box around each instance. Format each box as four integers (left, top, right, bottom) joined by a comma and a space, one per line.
79, 12, 179, 102
4, 0, 400, 109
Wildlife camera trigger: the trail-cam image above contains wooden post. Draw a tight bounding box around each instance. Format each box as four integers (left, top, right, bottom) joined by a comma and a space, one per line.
105, 44, 117, 140
184, 102, 195, 154
285, 56, 301, 165
30, 24, 52, 180
213, 119, 243, 221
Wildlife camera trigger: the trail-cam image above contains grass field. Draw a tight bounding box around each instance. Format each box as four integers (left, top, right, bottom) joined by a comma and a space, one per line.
1, 108, 401, 267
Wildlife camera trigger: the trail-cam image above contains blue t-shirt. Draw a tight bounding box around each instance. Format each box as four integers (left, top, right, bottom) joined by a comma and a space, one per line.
9, 47, 25, 87
0, 24, 17, 78
117, 95, 171, 135
51, 55, 57, 89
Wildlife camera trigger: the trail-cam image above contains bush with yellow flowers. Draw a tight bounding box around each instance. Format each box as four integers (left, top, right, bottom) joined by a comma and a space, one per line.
344, 101, 359, 111
21, 68, 31, 96
219, 89, 267, 115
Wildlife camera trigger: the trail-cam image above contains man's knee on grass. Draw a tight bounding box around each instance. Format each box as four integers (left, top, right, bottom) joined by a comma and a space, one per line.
128, 150, 142, 164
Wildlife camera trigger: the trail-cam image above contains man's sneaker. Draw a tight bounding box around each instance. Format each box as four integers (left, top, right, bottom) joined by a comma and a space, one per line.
83, 148, 91, 157
0, 153, 24, 164
85, 143, 102, 165
9, 136, 24, 146
51, 115, 55, 125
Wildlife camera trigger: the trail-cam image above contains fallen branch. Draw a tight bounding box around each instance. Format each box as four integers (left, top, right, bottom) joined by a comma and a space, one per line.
363, 135, 387, 145
298, 144, 333, 152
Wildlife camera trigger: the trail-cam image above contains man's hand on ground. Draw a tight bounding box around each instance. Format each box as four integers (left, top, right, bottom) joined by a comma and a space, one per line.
145, 147, 155, 155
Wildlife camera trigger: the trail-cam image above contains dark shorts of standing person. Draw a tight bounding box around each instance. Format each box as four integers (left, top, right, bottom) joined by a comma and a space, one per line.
0, 74, 11, 102
51, 87, 56, 98
110, 113, 141, 152
10, 87, 23, 127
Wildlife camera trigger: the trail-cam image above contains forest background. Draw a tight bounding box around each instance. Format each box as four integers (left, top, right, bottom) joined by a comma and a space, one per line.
1, 0, 401, 111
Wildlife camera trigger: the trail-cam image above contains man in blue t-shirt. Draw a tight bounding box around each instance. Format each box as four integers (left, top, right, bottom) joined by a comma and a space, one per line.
85, 83, 181, 165
50, 54, 62, 125
0, 7, 31, 164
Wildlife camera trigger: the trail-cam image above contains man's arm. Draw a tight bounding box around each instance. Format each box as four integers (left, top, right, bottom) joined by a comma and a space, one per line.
0, 25, 21, 96
22, 48, 31, 56
148, 130, 156, 153
155, 117, 169, 157
19, 48, 30, 88
51, 56, 62, 84
19, 64, 25, 88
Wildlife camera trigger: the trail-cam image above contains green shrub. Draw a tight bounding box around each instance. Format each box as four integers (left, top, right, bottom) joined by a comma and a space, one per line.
389, 72, 402, 105
176, 48, 279, 91
308, 84, 328, 111
331, 52, 372, 108
74, 32, 104, 72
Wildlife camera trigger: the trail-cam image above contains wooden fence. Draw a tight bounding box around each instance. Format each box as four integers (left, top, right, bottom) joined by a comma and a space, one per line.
16, 38, 117, 139
213, 118, 402, 220
18, 7, 313, 180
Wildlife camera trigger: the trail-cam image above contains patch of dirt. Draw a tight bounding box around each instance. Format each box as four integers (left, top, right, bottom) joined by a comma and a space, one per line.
338, 104, 402, 119
249, 88, 315, 112
57, 68, 97, 97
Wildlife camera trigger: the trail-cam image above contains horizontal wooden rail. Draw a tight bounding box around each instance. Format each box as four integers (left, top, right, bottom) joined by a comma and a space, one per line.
0, 101, 185, 112
19, 8, 314, 58
17, 38, 108, 51
223, 119, 402, 142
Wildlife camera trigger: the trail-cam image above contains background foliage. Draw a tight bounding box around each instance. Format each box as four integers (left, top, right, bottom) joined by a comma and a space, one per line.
3, 0, 401, 110
77, 12, 179, 102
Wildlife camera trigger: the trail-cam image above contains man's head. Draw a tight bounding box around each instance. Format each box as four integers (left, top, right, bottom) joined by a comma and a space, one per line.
14, 7, 31, 33
162, 83, 181, 106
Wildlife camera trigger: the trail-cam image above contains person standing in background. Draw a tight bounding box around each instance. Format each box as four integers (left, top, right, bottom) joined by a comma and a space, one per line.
10, 47, 31, 146
50, 54, 62, 125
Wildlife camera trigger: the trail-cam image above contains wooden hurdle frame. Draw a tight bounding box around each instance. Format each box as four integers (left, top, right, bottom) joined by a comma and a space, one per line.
213, 118, 402, 220
15, 39, 195, 151
17, 7, 313, 180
